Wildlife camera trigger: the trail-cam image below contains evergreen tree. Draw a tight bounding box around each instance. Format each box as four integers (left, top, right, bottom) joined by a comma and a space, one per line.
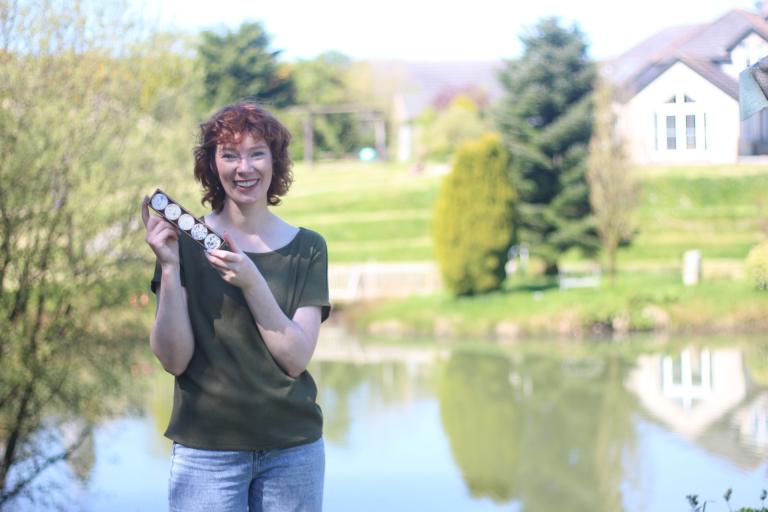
198, 22, 295, 111
433, 133, 516, 296
496, 17, 598, 275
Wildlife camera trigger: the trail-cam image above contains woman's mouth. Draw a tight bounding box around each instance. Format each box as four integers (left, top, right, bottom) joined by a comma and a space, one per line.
235, 178, 259, 189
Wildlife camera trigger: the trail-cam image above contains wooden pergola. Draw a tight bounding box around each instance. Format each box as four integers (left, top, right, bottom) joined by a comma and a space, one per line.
287, 105, 387, 165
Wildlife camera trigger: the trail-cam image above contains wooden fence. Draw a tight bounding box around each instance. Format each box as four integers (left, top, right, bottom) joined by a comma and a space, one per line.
328, 262, 441, 303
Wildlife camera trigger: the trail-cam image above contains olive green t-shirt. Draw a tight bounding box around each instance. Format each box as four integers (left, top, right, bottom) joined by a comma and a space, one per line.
150, 227, 330, 450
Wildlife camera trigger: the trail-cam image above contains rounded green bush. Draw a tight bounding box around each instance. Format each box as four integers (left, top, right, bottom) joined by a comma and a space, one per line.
433, 133, 516, 296
746, 242, 768, 290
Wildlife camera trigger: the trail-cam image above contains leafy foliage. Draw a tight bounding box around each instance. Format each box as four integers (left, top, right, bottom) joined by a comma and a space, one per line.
198, 21, 295, 112
587, 78, 639, 284
746, 242, 768, 290
433, 133, 516, 295
0, 1, 190, 506
496, 17, 598, 274
281, 52, 374, 160
417, 94, 490, 162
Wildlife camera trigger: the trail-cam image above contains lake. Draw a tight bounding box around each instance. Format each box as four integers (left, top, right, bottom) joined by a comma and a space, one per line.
9, 328, 768, 511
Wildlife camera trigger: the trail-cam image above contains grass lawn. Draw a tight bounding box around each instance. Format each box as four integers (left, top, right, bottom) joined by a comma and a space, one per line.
280, 161, 768, 268
146, 159, 768, 335
151, 160, 768, 267
279, 161, 442, 262
347, 271, 768, 339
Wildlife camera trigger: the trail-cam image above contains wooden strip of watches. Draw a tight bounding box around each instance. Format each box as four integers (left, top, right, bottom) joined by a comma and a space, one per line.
148, 189, 228, 252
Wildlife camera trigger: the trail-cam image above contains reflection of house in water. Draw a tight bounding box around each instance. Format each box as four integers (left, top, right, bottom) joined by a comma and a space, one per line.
626, 346, 768, 470
692, 391, 768, 471
625, 347, 747, 437
733, 392, 768, 452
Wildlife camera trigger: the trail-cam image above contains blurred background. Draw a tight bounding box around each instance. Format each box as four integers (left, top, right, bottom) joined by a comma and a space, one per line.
2, 0, 768, 510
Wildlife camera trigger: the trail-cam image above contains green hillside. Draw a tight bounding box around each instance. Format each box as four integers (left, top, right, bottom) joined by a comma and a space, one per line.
281, 162, 768, 267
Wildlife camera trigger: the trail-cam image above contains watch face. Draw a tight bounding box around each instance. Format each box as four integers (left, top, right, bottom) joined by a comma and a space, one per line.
204, 234, 222, 251
164, 203, 181, 221
191, 223, 208, 240
150, 193, 168, 211
178, 214, 195, 231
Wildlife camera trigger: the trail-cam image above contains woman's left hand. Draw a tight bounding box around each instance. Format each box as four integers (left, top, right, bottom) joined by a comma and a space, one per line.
206, 233, 260, 289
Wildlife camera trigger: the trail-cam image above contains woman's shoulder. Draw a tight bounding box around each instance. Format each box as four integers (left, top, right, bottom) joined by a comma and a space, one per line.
296, 226, 327, 250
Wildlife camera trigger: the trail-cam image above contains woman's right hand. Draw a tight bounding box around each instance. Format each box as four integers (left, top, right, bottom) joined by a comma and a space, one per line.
141, 196, 179, 267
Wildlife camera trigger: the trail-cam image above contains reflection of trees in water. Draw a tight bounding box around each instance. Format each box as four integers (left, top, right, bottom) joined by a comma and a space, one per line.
311, 363, 369, 445
438, 351, 522, 502
744, 339, 768, 387
311, 360, 435, 444
65, 424, 95, 486
438, 348, 637, 512
146, 370, 175, 457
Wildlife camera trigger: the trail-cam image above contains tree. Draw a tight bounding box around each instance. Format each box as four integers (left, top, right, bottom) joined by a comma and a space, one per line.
433, 133, 516, 296
496, 17, 598, 275
283, 51, 370, 159
586, 79, 639, 285
0, 1, 182, 507
417, 94, 491, 162
198, 22, 294, 112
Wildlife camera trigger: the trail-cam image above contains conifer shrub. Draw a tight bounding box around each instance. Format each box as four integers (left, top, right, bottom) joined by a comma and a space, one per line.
746, 242, 768, 290
433, 133, 516, 296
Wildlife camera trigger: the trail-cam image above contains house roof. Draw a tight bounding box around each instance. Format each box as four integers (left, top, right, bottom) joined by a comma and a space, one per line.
677, 9, 768, 60
371, 60, 504, 121
608, 9, 768, 102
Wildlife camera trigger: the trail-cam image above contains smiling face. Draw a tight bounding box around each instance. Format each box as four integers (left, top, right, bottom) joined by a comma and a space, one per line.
214, 133, 273, 208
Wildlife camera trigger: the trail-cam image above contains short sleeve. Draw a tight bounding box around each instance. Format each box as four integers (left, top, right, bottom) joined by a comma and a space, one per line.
149, 258, 186, 295
150, 260, 161, 294
297, 237, 332, 322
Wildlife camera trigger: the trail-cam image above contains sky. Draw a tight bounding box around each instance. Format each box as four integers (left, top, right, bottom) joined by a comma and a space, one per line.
139, 0, 760, 61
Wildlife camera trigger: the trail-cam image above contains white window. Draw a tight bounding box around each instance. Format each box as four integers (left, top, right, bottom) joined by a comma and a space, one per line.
666, 116, 676, 149
655, 93, 706, 153
686, 115, 696, 149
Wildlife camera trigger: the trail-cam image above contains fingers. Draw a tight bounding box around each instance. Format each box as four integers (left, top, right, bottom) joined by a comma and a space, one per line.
222, 232, 242, 255
205, 254, 231, 280
207, 249, 233, 261
205, 251, 233, 270
145, 219, 178, 246
141, 196, 150, 227
145, 212, 175, 233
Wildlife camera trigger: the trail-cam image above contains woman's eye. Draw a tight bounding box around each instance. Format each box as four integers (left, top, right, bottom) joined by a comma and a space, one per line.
222, 153, 237, 160
251, 152, 264, 158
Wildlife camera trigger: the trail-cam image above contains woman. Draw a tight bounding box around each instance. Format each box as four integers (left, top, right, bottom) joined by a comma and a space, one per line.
141, 101, 330, 512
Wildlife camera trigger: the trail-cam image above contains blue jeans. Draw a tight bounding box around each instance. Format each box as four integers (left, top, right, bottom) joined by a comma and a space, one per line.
169, 438, 324, 512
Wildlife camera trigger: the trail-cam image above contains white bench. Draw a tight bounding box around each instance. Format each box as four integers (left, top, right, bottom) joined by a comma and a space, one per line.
558, 271, 601, 290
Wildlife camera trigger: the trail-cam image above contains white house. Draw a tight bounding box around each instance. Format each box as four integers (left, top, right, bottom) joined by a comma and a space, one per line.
606, 8, 768, 164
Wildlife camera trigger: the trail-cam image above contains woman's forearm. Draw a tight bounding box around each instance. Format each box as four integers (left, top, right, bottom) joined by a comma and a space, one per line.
240, 274, 318, 378
150, 264, 195, 376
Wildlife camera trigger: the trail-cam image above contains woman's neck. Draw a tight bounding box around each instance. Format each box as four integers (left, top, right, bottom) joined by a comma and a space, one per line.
216, 200, 273, 234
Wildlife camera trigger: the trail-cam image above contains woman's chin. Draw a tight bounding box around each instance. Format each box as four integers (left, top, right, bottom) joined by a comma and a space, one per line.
226, 192, 266, 208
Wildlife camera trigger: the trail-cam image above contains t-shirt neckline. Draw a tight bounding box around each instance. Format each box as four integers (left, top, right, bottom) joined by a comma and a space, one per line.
244, 226, 303, 256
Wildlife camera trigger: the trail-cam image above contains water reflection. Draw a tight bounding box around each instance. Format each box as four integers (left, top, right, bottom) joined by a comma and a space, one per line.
626, 347, 747, 437
436, 349, 636, 511
310, 337, 768, 511
624, 344, 768, 477
32, 337, 768, 511
733, 392, 768, 456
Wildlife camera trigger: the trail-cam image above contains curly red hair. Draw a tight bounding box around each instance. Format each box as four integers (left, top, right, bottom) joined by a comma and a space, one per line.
194, 102, 293, 211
